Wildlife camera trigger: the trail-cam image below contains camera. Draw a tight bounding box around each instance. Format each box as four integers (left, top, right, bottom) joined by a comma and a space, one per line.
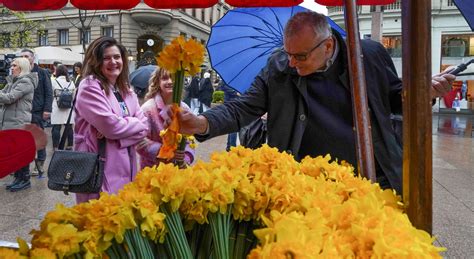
0, 54, 17, 86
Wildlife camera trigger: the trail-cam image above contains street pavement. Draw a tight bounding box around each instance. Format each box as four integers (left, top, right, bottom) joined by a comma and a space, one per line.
1, 115, 473, 257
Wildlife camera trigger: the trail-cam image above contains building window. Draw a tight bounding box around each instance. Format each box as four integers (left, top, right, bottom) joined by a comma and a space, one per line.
38, 30, 48, 46
201, 8, 206, 22
101, 26, 114, 38
447, 0, 455, 6
180, 32, 187, 39
58, 29, 69, 45
79, 28, 91, 45
442, 34, 474, 57
382, 35, 402, 57
192, 9, 197, 18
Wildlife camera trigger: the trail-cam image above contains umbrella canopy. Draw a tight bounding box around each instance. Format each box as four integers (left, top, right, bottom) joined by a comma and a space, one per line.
33, 46, 83, 65
130, 65, 157, 99
207, 6, 345, 94
453, 0, 474, 31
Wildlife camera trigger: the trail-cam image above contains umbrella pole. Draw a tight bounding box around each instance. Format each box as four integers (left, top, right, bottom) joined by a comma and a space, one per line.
401, 0, 433, 234
343, 0, 376, 182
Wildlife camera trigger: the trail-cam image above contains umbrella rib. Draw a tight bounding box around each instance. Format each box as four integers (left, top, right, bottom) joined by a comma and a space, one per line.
226, 48, 277, 86
208, 35, 280, 48
212, 24, 281, 40
230, 9, 283, 38
212, 42, 281, 68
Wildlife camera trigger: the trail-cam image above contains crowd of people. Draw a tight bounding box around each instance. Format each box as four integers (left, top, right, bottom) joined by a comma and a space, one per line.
1, 11, 455, 201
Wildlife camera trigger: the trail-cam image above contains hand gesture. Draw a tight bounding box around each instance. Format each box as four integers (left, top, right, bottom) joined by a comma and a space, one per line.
431, 67, 456, 99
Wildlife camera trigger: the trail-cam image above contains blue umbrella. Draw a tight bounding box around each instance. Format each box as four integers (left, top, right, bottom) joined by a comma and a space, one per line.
130, 64, 157, 89
453, 0, 474, 31
129, 64, 157, 98
207, 6, 346, 94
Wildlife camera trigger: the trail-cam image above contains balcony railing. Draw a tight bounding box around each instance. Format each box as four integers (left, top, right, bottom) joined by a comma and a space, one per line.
384, 0, 401, 10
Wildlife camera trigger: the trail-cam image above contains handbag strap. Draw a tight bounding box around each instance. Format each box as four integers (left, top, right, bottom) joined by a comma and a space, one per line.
58, 88, 77, 150
58, 89, 106, 158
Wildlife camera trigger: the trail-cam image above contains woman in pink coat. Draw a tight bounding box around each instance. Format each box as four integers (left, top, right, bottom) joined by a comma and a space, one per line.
74, 37, 148, 203
136, 67, 194, 169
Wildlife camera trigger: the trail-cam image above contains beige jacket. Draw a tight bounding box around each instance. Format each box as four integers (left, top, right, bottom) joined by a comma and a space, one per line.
0, 73, 38, 130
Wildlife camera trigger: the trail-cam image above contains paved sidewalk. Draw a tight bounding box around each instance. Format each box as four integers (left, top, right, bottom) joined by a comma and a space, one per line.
1, 119, 473, 257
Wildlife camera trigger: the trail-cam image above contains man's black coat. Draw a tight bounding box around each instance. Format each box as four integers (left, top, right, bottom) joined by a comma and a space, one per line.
198, 31, 403, 194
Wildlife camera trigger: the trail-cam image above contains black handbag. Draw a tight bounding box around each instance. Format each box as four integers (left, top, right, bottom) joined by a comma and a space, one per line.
239, 118, 267, 149
47, 89, 106, 195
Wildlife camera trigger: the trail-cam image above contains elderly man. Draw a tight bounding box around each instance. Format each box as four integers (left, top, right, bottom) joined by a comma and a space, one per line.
170, 11, 454, 194
20, 49, 53, 176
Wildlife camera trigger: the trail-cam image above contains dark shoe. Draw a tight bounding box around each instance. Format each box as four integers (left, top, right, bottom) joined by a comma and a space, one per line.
5, 177, 21, 190
9, 180, 31, 192
32, 159, 45, 177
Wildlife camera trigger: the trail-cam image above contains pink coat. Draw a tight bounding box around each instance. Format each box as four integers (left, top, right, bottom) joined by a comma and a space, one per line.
74, 76, 148, 203
136, 94, 194, 169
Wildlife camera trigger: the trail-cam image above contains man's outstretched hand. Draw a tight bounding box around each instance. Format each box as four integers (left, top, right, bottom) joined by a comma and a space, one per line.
161, 106, 209, 135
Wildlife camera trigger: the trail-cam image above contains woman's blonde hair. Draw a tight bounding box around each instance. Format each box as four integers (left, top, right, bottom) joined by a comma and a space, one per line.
145, 67, 171, 100
13, 57, 31, 77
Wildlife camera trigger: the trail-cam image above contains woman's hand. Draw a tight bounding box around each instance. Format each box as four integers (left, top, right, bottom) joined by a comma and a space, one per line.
173, 149, 187, 169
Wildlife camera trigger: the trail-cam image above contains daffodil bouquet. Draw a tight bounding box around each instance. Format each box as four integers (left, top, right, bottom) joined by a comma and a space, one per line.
156, 36, 204, 163
4, 146, 445, 258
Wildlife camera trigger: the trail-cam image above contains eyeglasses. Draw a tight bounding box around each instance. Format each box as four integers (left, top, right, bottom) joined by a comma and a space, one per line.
284, 36, 331, 61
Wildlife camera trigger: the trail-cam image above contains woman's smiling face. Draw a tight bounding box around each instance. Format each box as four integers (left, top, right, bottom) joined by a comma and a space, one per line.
100, 45, 123, 84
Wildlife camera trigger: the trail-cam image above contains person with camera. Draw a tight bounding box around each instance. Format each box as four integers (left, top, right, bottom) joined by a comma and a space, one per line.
20, 49, 53, 176
0, 57, 38, 192
51, 65, 75, 151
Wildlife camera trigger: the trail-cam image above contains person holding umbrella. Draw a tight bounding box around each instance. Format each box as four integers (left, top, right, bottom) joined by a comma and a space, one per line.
164, 11, 455, 195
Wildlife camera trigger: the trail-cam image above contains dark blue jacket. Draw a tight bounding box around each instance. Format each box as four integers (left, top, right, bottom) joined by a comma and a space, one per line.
31, 64, 53, 114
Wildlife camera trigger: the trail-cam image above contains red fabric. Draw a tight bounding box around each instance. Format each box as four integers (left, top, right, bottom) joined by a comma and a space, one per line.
144, 0, 217, 8
226, 0, 302, 7
2, 0, 67, 10
0, 130, 36, 179
71, 0, 140, 10
315, 0, 396, 5
443, 88, 461, 108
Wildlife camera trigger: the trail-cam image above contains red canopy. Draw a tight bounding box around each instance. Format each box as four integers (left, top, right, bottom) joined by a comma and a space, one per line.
1, 0, 396, 11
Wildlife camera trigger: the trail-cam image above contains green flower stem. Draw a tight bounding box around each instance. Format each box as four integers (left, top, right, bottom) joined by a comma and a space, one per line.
124, 230, 138, 259
162, 204, 193, 259
209, 205, 232, 259
173, 69, 185, 104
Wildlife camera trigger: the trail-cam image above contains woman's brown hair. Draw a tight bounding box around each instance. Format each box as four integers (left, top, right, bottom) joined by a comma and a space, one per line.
145, 67, 171, 100
82, 36, 130, 95
55, 65, 70, 82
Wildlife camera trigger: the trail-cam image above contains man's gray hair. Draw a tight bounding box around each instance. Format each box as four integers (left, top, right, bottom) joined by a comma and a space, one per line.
284, 12, 332, 40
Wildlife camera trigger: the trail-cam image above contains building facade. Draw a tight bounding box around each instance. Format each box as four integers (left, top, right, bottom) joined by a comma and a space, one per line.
1, 1, 231, 70
328, 0, 474, 108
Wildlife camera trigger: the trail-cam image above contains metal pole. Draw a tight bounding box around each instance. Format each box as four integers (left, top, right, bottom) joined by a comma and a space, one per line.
402, 0, 433, 233
343, 0, 376, 182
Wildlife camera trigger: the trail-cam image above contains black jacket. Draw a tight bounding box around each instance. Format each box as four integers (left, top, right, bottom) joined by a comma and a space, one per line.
31, 64, 53, 114
198, 31, 403, 194
198, 78, 214, 107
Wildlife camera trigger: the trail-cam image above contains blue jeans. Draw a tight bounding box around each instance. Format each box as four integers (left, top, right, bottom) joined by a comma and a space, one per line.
31, 113, 46, 161
226, 132, 237, 151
